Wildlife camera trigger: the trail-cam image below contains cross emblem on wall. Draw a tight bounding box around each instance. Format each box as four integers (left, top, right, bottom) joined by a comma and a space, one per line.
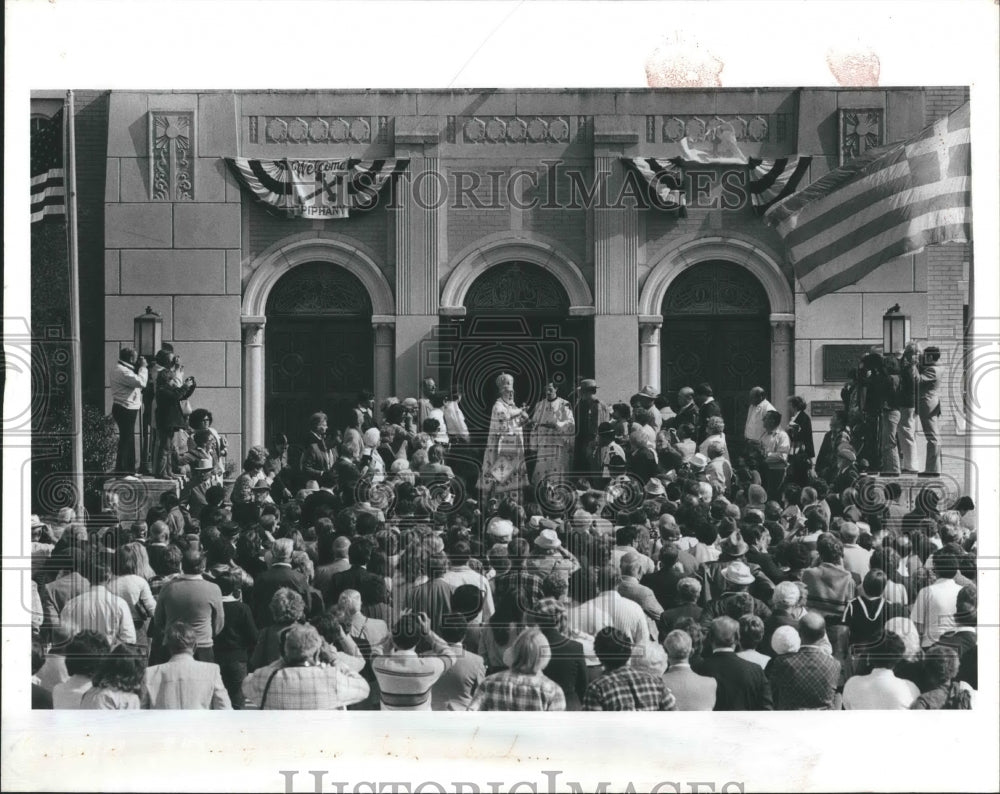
839, 108, 884, 164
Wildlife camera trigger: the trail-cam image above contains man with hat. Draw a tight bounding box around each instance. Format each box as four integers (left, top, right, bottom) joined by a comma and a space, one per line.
698, 558, 773, 637
832, 445, 860, 493
631, 385, 663, 431
184, 455, 217, 515
573, 379, 611, 475
528, 528, 580, 579
698, 520, 775, 605
592, 422, 625, 486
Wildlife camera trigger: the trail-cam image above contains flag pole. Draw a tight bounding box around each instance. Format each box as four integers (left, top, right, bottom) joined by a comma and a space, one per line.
64, 90, 85, 515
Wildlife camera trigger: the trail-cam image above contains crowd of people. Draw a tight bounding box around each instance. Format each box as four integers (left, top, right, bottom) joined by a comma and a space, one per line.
28, 346, 978, 711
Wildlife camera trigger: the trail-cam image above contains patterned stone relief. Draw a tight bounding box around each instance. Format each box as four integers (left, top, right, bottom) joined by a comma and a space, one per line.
150, 111, 194, 201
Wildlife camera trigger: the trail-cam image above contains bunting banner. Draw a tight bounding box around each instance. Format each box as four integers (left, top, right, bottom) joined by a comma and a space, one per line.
225, 158, 409, 218
622, 157, 687, 215
747, 156, 813, 216
764, 103, 971, 301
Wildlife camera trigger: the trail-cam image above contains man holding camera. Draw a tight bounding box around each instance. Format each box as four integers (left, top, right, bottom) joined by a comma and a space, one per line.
109, 347, 148, 474
154, 352, 197, 480
917, 345, 942, 475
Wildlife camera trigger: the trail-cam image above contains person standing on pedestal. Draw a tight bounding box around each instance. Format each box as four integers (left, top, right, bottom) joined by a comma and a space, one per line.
154, 354, 196, 480
529, 382, 575, 489
917, 346, 942, 475
898, 343, 921, 474
480, 373, 531, 499
140, 346, 173, 474
109, 348, 148, 475
573, 379, 610, 476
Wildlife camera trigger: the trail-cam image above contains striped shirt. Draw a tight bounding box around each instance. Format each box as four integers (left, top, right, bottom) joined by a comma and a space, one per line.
372, 647, 456, 710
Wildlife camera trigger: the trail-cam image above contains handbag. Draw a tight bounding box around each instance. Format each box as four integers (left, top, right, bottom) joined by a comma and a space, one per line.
179, 398, 193, 416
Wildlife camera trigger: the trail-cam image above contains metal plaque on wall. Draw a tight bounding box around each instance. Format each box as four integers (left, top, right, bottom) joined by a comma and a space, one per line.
810, 400, 843, 418
822, 344, 873, 383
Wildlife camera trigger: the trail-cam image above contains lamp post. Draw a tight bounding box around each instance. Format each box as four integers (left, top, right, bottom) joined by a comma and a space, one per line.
882, 312, 910, 354
134, 307, 163, 473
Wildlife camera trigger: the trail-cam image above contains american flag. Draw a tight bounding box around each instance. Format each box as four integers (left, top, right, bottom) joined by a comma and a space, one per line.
765, 102, 971, 301
30, 108, 66, 223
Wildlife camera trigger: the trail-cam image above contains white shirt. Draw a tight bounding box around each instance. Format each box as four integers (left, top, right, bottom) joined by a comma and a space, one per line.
440, 566, 495, 622
611, 546, 655, 577
910, 577, 962, 647
60, 584, 136, 647
109, 361, 148, 410
842, 544, 873, 578
584, 591, 651, 645
736, 649, 771, 670
745, 399, 775, 440
842, 668, 919, 709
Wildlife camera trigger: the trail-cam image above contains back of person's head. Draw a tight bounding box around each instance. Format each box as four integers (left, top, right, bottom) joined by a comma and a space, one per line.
281, 623, 322, 665
348, 538, 373, 567
798, 611, 827, 645
594, 626, 633, 671
161, 544, 184, 575
165, 620, 198, 655
738, 614, 765, 651
392, 613, 422, 651
840, 522, 860, 544
862, 568, 887, 598
816, 532, 844, 563
771, 580, 803, 611
615, 525, 637, 547
664, 629, 693, 661
508, 627, 551, 675
620, 552, 642, 578
179, 548, 204, 575
216, 570, 241, 598
922, 644, 960, 688
65, 631, 111, 678
149, 520, 170, 544
448, 540, 472, 566
438, 612, 469, 645
451, 584, 485, 621
677, 577, 701, 604
529, 597, 568, 633
658, 543, 679, 569
338, 588, 363, 616
932, 549, 960, 579
269, 587, 306, 624
866, 631, 907, 669
271, 537, 294, 564
709, 616, 739, 649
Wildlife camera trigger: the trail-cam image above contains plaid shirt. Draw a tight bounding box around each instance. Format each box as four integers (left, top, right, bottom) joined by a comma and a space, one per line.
766, 646, 841, 710
467, 671, 566, 711
241, 660, 370, 710
582, 667, 678, 711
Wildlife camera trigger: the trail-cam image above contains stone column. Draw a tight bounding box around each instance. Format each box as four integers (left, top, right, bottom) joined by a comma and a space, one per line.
770, 313, 795, 416
241, 316, 266, 450
638, 316, 663, 392
593, 116, 640, 397
394, 117, 444, 395
372, 318, 396, 417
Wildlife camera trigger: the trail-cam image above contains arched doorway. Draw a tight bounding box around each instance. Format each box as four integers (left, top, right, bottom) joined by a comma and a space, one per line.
661, 261, 771, 445
264, 262, 374, 443
441, 261, 594, 439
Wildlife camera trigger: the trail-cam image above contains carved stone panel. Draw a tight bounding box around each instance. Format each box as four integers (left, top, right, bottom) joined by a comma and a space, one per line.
464, 263, 569, 312
266, 262, 373, 317
661, 261, 770, 317
149, 111, 194, 201
446, 116, 579, 145
839, 108, 884, 164
248, 116, 383, 145
653, 114, 790, 145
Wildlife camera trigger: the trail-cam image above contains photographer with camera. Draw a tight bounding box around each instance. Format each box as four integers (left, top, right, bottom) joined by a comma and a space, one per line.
109, 347, 149, 474
153, 352, 197, 480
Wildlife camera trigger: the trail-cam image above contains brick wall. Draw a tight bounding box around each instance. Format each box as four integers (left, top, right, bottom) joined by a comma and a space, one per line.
925, 87, 970, 121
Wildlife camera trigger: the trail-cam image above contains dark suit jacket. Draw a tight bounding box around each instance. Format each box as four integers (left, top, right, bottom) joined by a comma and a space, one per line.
699, 650, 773, 710
324, 565, 382, 607
667, 402, 699, 432
154, 374, 195, 432
252, 565, 312, 626
298, 433, 335, 483
696, 400, 723, 444
642, 567, 686, 610
788, 411, 815, 458
540, 628, 589, 711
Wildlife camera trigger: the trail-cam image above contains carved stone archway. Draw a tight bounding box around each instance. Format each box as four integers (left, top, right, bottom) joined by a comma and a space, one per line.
638, 233, 795, 411
241, 233, 395, 448
440, 232, 594, 316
